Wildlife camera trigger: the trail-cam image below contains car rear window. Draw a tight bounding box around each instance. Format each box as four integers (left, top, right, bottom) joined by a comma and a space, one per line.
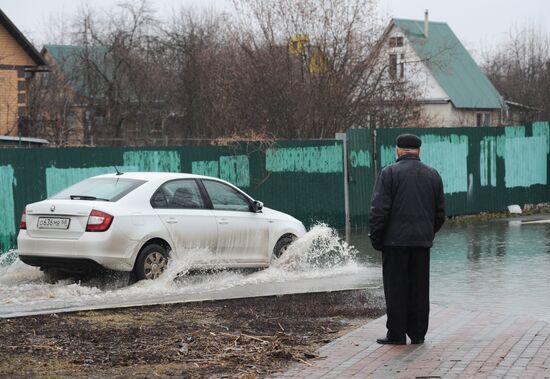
51, 178, 146, 202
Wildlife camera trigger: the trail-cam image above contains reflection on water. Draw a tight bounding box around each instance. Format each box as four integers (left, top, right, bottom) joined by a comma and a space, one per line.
2, 220, 549, 319
352, 220, 550, 321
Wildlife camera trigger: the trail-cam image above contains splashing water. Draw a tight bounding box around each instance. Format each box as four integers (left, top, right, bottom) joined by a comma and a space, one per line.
0, 224, 379, 316
0, 250, 18, 267
274, 224, 358, 270
0, 250, 43, 285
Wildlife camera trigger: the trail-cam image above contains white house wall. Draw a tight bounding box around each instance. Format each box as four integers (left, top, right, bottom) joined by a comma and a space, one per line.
383, 24, 502, 127
423, 103, 501, 127
388, 26, 448, 102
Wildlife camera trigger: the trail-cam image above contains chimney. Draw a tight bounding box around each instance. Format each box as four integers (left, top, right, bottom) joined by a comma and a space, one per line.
424, 10, 429, 38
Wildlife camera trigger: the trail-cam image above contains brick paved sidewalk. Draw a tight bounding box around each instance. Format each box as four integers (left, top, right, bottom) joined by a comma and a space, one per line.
274, 305, 550, 378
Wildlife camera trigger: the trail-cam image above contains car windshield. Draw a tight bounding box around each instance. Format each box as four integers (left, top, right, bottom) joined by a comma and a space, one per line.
51, 178, 146, 202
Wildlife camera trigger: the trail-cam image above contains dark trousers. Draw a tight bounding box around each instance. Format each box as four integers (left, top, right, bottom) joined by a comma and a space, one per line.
382, 246, 430, 341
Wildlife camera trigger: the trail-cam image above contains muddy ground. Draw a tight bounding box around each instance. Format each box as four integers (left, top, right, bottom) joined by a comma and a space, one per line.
447, 204, 550, 224
0, 290, 384, 378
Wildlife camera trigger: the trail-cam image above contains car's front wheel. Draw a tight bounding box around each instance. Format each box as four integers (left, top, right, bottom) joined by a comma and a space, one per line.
272, 234, 296, 261
134, 243, 169, 281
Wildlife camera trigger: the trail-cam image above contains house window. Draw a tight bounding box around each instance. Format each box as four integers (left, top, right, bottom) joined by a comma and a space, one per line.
389, 37, 404, 47
400, 54, 405, 79
476, 114, 482, 126
389, 54, 397, 80
476, 112, 491, 126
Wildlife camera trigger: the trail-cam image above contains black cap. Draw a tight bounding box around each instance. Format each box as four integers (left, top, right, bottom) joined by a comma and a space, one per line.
396, 133, 422, 148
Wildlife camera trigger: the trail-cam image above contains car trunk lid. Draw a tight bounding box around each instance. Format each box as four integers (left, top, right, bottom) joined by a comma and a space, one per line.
25, 200, 98, 240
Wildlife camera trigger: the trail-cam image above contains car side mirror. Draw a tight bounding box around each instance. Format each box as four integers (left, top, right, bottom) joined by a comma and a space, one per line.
252, 200, 263, 212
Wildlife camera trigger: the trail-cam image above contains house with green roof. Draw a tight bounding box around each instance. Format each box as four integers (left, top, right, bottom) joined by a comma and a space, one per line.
381, 13, 505, 127
36, 44, 111, 145
42, 45, 110, 98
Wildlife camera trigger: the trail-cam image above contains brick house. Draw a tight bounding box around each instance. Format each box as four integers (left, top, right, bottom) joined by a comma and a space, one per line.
0, 8, 46, 136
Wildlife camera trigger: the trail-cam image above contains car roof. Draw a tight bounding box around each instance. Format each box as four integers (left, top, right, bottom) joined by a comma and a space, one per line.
92, 172, 253, 200
94, 172, 211, 181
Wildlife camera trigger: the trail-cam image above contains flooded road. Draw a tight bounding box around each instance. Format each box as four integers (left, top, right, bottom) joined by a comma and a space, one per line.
352, 217, 550, 321
0, 225, 381, 318
1, 218, 549, 319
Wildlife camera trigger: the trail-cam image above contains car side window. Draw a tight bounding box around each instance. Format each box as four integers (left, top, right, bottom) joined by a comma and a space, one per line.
202, 180, 251, 212
151, 180, 205, 209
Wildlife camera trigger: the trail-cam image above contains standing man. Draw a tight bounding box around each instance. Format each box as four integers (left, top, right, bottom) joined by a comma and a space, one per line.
369, 133, 445, 345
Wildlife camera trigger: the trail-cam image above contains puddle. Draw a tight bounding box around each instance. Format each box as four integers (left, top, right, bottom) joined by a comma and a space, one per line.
352, 221, 550, 321
0, 224, 380, 317
5, 220, 549, 320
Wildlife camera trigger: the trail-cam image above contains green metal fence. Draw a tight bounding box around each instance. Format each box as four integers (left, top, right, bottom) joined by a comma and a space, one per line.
0, 140, 345, 252
1, 122, 549, 252
346, 128, 376, 228
346, 121, 550, 227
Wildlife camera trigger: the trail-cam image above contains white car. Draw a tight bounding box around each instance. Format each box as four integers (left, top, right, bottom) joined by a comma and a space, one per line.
17, 172, 306, 280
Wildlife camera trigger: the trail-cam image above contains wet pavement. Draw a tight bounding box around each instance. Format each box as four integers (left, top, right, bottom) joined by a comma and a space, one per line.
1, 216, 549, 322
0, 272, 379, 318
275, 216, 550, 378
352, 217, 550, 322
0, 225, 381, 318
275, 304, 550, 378
2, 215, 550, 377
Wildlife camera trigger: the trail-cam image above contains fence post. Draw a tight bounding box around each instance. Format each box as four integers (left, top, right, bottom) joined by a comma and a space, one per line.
373, 128, 379, 177
336, 133, 351, 242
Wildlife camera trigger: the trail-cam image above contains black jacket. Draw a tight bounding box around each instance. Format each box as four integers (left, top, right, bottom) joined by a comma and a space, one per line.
369, 154, 445, 250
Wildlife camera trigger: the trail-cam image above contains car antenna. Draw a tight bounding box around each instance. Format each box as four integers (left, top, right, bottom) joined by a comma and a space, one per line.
114, 166, 124, 176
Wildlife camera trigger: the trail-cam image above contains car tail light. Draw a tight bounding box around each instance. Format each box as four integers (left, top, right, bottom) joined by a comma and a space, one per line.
20, 208, 27, 230
86, 209, 114, 232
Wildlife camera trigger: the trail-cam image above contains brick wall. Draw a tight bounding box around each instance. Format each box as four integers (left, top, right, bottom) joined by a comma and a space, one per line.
0, 24, 35, 66
0, 23, 35, 135
0, 70, 18, 135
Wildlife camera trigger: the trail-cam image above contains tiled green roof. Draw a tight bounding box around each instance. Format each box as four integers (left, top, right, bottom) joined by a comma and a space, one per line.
393, 19, 503, 109
44, 44, 110, 97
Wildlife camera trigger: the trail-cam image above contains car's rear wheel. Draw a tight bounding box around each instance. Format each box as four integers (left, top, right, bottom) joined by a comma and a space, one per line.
272, 234, 296, 261
41, 267, 73, 283
134, 243, 169, 281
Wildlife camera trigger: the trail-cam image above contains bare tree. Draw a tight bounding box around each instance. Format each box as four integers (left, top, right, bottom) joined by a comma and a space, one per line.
24, 0, 426, 145
483, 25, 550, 123
23, 64, 82, 145
157, 8, 230, 141
83, 1, 158, 144
225, 0, 425, 136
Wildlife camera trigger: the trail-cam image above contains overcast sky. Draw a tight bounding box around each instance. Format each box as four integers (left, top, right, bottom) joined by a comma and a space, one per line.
2, 0, 549, 59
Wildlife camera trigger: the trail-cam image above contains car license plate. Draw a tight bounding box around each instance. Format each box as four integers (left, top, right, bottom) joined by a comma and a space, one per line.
37, 217, 71, 230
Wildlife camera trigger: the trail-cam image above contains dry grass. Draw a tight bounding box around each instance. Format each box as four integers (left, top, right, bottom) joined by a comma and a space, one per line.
0, 290, 384, 378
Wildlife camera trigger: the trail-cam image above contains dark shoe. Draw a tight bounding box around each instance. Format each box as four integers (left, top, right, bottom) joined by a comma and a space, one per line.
376, 337, 406, 345
410, 339, 425, 344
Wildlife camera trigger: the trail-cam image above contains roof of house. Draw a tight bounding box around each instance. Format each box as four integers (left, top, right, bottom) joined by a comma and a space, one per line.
43, 44, 110, 97
0, 135, 49, 146
0, 8, 46, 66
392, 18, 503, 109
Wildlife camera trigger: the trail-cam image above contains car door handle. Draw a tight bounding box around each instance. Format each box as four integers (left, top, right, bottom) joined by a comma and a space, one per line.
166, 218, 178, 224
218, 219, 229, 225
